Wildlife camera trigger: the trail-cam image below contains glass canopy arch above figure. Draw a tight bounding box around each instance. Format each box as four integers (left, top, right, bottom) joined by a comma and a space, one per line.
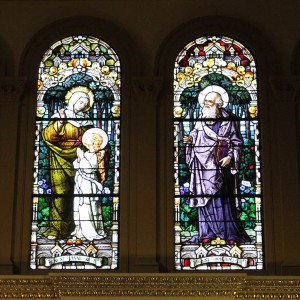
174, 35, 263, 271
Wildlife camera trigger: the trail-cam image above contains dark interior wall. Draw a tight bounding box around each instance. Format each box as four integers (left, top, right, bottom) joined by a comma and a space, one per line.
0, 0, 299, 275
0, 0, 299, 75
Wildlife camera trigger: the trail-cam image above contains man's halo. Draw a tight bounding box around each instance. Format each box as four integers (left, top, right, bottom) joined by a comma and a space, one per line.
198, 85, 229, 107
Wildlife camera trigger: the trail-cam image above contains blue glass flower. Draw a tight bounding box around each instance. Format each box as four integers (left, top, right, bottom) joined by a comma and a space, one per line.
102, 187, 111, 194
183, 187, 189, 193
179, 187, 185, 195
42, 183, 49, 189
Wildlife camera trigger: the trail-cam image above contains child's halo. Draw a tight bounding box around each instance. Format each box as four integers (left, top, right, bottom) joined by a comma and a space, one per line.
82, 128, 108, 150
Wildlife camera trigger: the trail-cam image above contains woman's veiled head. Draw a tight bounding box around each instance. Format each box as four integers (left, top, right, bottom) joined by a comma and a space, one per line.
65, 86, 94, 113
68, 92, 90, 113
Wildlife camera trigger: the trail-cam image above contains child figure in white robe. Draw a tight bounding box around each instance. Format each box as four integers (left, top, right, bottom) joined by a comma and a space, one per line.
72, 128, 108, 241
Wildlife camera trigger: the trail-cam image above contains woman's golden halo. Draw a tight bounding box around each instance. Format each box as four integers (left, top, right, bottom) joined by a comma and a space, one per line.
64, 86, 95, 111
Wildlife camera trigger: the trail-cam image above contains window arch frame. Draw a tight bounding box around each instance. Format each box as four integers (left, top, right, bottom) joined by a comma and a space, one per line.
155, 16, 276, 273
15, 16, 138, 274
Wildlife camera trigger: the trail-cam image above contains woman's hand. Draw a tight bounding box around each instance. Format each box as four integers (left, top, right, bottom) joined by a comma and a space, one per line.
58, 106, 67, 125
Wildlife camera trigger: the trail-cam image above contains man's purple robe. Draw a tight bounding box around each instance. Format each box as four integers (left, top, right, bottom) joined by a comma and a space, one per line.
186, 109, 251, 243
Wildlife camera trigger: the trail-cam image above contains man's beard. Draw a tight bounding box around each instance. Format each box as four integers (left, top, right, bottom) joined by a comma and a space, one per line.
201, 105, 220, 119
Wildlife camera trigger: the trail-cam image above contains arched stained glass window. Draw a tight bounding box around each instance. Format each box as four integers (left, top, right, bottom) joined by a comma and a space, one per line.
174, 36, 263, 270
30, 35, 121, 270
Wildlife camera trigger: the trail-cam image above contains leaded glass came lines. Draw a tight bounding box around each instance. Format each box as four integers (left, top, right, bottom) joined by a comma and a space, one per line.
174, 35, 263, 271
31, 35, 121, 270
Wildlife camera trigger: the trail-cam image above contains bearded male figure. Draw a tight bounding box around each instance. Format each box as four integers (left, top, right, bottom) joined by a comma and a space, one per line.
183, 90, 251, 244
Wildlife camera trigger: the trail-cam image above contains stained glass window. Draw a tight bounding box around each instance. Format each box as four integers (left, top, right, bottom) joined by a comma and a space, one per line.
174, 36, 263, 270
30, 35, 121, 270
